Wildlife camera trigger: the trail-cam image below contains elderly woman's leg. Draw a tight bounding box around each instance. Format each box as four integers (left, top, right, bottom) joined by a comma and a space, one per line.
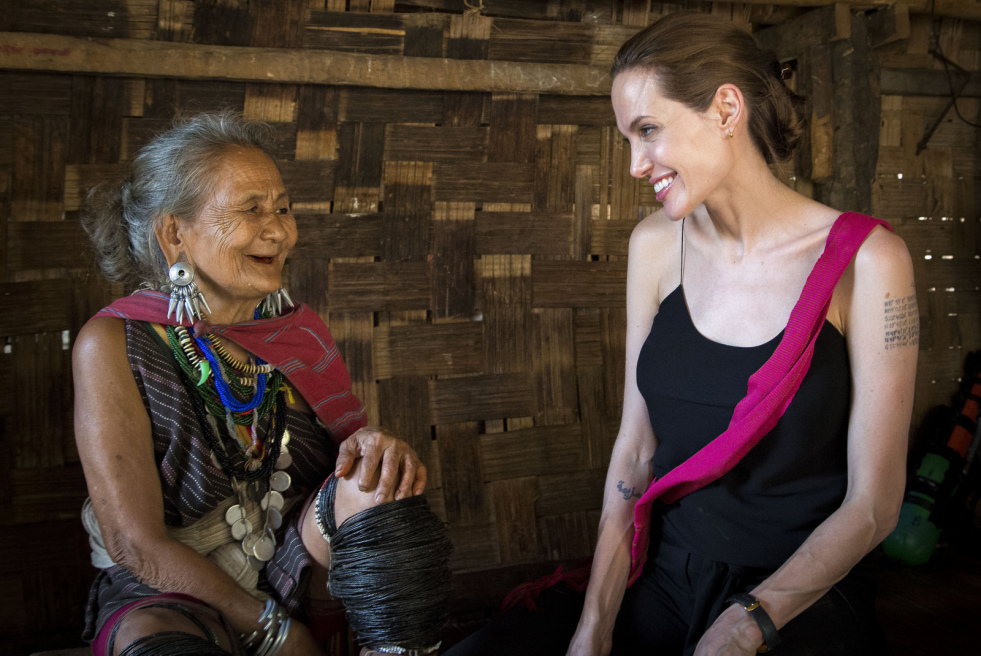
298, 457, 385, 647
299, 457, 387, 569
299, 458, 451, 655
97, 594, 237, 656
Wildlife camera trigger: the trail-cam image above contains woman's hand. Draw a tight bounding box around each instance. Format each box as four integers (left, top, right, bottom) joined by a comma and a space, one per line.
693, 604, 763, 656
334, 426, 427, 503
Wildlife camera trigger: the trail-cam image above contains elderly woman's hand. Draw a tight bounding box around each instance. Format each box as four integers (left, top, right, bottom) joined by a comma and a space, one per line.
334, 426, 427, 502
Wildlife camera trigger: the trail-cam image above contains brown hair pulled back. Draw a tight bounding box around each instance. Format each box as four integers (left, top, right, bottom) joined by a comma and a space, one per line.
612, 11, 805, 164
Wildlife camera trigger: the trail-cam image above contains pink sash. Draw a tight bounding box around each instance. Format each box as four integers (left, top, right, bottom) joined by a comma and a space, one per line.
628, 212, 891, 583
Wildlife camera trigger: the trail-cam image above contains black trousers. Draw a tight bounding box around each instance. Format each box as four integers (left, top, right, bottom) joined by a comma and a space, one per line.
445, 541, 886, 656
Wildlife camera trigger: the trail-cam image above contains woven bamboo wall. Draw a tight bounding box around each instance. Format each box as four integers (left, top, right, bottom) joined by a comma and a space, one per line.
875, 16, 981, 424
1, 1, 979, 652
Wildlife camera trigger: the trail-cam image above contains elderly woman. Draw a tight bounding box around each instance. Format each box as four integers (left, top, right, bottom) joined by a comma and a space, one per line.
448, 11, 917, 656
75, 112, 435, 656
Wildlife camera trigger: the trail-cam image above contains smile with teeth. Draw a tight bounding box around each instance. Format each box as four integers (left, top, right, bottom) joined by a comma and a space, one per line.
653, 175, 675, 193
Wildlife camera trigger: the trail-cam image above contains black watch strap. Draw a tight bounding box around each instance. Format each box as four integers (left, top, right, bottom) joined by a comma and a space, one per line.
727, 593, 781, 653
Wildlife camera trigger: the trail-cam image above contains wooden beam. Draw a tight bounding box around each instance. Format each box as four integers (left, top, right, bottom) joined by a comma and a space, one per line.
815, 12, 879, 215
754, 4, 851, 62
0, 32, 611, 96
868, 4, 911, 49
881, 68, 981, 96
732, 0, 981, 23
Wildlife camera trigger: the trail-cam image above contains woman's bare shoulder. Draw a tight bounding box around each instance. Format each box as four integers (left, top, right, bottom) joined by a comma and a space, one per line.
73, 316, 127, 367
631, 208, 681, 242
629, 209, 683, 301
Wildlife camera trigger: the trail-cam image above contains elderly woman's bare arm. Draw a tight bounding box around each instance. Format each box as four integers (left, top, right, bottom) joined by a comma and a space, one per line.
74, 317, 322, 654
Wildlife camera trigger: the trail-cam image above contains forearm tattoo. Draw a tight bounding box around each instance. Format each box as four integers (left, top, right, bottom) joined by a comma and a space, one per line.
617, 480, 641, 501
884, 292, 919, 350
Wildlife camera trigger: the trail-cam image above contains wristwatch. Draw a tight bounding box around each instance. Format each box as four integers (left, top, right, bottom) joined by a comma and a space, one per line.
727, 593, 781, 653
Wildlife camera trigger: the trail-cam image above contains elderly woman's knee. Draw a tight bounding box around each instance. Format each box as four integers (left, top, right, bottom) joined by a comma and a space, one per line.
334, 456, 389, 526
312, 461, 452, 655
111, 606, 233, 655
301, 457, 388, 568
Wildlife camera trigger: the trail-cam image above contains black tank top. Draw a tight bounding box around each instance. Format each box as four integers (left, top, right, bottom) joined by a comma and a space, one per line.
636, 286, 851, 568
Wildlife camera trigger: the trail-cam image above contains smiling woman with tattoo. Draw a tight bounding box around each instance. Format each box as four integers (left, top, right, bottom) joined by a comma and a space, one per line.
446, 12, 917, 656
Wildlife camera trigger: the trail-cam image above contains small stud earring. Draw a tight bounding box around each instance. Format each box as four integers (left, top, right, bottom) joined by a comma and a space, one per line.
727, 130, 734, 139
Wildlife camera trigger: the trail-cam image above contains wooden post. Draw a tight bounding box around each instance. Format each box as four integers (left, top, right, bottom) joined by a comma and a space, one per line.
809, 45, 836, 183
816, 12, 880, 214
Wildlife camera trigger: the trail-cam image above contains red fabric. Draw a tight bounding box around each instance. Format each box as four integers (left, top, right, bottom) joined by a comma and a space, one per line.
501, 562, 592, 612
94, 291, 366, 444
628, 212, 891, 583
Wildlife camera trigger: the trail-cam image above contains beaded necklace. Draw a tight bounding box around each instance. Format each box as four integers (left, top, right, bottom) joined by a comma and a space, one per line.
178, 361, 293, 570
194, 332, 267, 414
167, 326, 282, 427
164, 303, 295, 572
208, 336, 275, 376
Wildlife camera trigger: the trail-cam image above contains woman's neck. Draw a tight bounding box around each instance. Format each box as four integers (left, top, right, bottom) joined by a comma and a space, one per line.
194, 296, 265, 363
192, 280, 268, 326
698, 157, 804, 254
204, 299, 261, 326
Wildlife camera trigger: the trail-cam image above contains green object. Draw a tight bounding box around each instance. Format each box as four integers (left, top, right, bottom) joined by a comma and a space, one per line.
881, 499, 942, 566
196, 359, 211, 386
916, 453, 950, 482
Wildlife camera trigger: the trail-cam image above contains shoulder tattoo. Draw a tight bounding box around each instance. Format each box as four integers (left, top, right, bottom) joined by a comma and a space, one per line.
883, 291, 919, 350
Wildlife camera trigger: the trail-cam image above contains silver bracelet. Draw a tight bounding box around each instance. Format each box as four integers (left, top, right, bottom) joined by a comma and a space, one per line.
263, 617, 291, 656
372, 642, 442, 655
254, 604, 284, 656
243, 599, 290, 656
241, 599, 276, 651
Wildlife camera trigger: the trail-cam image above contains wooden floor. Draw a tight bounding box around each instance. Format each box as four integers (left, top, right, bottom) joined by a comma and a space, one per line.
877, 543, 981, 655
22, 546, 981, 656
440, 546, 981, 654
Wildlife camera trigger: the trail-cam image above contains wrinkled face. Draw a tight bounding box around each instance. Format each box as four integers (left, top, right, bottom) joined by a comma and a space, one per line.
179, 147, 297, 309
612, 69, 729, 220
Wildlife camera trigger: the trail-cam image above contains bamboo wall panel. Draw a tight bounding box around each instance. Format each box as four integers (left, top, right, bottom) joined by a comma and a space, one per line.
1, 1, 979, 652
873, 14, 981, 427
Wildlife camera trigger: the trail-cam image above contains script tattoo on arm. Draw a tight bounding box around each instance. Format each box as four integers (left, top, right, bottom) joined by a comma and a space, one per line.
617, 480, 641, 501
883, 291, 919, 350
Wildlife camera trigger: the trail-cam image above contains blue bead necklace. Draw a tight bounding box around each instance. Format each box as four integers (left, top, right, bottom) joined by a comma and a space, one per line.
192, 307, 268, 414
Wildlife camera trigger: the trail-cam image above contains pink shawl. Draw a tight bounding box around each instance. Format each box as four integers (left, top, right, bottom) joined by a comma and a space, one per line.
628, 212, 891, 583
95, 291, 367, 444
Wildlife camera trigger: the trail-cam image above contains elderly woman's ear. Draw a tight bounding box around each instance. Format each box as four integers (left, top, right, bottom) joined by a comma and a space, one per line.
154, 213, 187, 267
